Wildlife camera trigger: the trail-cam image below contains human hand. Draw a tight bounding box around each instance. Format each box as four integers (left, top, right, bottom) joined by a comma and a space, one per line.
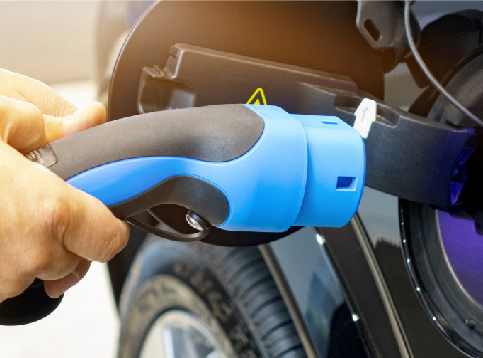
0, 69, 129, 301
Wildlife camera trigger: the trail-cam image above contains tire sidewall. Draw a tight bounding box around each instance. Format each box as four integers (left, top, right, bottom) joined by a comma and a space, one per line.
118, 238, 261, 358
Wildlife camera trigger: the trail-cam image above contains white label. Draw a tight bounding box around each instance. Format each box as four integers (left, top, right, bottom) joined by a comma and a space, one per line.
353, 98, 377, 139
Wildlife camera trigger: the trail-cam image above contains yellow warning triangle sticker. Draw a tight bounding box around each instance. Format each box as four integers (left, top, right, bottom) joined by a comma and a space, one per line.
246, 88, 267, 105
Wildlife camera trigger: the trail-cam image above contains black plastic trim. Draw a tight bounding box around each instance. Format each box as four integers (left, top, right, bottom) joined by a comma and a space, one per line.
110, 175, 229, 225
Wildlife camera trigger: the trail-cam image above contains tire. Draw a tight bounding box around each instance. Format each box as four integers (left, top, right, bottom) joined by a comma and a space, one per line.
118, 237, 307, 358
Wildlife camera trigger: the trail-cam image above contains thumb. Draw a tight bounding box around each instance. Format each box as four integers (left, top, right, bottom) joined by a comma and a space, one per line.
44, 102, 106, 143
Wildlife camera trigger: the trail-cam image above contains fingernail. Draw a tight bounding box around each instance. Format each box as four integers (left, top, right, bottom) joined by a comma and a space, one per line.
45, 272, 79, 299
45, 281, 63, 299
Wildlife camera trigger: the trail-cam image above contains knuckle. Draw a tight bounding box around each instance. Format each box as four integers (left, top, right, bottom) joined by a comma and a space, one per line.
24, 251, 52, 276
7, 287, 25, 300
0, 95, 42, 133
98, 226, 128, 263
1, 281, 30, 300
42, 194, 74, 243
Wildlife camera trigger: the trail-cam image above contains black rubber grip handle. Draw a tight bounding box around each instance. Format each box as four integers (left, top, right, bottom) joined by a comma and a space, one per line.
48, 104, 264, 180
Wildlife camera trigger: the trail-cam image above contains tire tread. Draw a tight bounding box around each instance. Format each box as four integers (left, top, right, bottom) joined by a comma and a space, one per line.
196, 243, 307, 358
119, 240, 307, 358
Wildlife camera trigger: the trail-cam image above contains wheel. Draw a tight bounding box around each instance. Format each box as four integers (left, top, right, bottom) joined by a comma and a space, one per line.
118, 237, 307, 358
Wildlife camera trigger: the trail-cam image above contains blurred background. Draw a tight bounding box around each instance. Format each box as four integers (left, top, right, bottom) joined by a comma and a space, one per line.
0, 1, 128, 357
0, 1, 99, 83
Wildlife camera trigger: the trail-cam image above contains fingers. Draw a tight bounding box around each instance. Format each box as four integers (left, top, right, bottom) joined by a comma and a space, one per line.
48, 180, 130, 263
0, 68, 77, 117
0, 142, 129, 301
0, 95, 46, 152
0, 69, 107, 149
44, 259, 91, 298
43, 102, 106, 143
0, 244, 81, 302
0, 96, 106, 151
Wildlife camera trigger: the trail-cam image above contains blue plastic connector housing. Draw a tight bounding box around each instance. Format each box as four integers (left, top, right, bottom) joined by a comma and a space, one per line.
67, 105, 365, 232
246, 105, 365, 229
291, 113, 365, 227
